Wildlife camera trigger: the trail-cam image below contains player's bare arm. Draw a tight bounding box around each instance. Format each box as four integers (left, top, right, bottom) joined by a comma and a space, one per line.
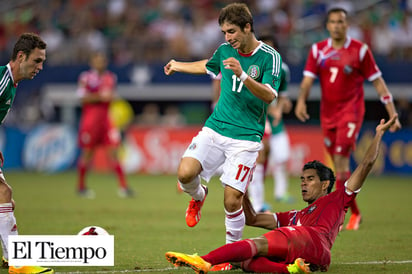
243, 193, 277, 230
269, 95, 292, 126
278, 95, 293, 114
295, 76, 314, 122
223, 57, 276, 104
100, 89, 114, 102
80, 91, 110, 104
164, 59, 208, 75
372, 77, 402, 132
346, 115, 398, 192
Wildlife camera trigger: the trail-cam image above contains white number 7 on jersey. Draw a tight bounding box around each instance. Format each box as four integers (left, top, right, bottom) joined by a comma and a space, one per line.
329, 67, 338, 83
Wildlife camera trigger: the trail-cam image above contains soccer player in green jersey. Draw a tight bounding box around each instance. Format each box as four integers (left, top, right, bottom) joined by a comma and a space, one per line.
247, 34, 294, 217
164, 3, 282, 244
0, 33, 53, 274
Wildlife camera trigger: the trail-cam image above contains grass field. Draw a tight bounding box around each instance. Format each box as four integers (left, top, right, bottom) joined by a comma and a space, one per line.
1, 171, 411, 273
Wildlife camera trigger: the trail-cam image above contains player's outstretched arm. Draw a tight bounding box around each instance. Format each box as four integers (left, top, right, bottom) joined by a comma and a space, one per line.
164, 59, 208, 75
243, 193, 277, 230
346, 115, 398, 192
372, 77, 402, 132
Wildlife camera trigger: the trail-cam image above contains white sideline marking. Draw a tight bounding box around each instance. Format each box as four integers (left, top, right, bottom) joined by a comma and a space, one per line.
54, 260, 412, 273
338, 260, 412, 265
57, 267, 177, 273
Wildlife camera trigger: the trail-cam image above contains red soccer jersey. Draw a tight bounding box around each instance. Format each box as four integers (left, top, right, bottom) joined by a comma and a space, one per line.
77, 69, 119, 147
78, 69, 116, 117
303, 37, 381, 128
276, 187, 355, 250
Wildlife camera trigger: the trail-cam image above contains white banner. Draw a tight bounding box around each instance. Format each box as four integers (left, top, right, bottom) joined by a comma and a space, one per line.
8, 235, 114, 266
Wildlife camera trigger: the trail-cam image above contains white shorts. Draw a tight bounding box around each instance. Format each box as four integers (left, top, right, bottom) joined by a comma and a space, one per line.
269, 130, 290, 164
182, 127, 262, 193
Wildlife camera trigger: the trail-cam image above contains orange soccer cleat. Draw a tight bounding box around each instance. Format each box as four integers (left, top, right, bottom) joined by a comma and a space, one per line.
345, 213, 362, 230
185, 185, 208, 227
165, 252, 211, 274
9, 266, 54, 274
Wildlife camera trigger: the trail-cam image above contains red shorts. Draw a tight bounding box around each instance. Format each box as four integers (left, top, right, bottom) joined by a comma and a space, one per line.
264, 226, 330, 271
322, 119, 362, 157
78, 116, 120, 149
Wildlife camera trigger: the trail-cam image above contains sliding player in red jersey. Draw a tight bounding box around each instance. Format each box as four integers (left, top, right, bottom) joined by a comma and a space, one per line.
166, 115, 398, 273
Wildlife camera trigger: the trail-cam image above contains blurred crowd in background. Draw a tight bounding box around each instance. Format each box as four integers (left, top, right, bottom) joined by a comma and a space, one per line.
1, 0, 412, 129
1, 0, 412, 66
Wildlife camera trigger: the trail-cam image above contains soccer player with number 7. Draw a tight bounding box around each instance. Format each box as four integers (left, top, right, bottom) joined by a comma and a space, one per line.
164, 2, 281, 244
295, 7, 401, 230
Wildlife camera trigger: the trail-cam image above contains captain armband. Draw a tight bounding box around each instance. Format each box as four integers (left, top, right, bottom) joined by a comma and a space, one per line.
380, 93, 393, 105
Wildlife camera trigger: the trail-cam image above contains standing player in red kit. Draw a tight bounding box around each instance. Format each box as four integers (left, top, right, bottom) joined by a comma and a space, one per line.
165, 115, 398, 274
77, 52, 133, 198
295, 7, 401, 230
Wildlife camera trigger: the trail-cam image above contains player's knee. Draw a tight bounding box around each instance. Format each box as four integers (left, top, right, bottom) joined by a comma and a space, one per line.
224, 189, 243, 212
177, 160, 201, 183
253, 237, 269, 256
177, 166, 196, 183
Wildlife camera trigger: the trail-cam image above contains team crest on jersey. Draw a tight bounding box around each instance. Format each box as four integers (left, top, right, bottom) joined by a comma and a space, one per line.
308, 205, 317, 213
344, 65, 353, 74
324, 137, 331, 147
247, 65, 260, 79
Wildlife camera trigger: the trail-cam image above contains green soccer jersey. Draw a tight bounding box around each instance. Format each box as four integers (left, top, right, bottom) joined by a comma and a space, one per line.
268, 62, 290, 135
205, 42, 282, 142
0, 65, 16, 124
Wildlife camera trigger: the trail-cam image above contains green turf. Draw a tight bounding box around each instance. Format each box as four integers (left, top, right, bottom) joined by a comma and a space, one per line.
1, 171, 411, 273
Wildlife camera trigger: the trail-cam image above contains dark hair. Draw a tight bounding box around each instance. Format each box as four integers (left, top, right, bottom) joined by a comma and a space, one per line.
12, 33, 47, 61
218, 3, 254, 33
303, 160, 336, 193
258, 34, 279, 49
326, 7, 348, 21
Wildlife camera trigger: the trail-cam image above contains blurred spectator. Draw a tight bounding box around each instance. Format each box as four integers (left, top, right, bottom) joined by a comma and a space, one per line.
371, 11, 394, 60
391, 11, 412, 60
1, 0, 412, 65
135, 103, 161, 126
160, 104, 186, 127
39, 22, 65, 65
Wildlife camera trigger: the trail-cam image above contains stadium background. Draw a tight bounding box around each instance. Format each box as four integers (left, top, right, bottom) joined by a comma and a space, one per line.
0, 0, 411, 174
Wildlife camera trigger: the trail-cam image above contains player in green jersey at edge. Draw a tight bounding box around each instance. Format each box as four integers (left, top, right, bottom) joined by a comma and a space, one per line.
164, 2, 282, 245
0, 33, 53, 274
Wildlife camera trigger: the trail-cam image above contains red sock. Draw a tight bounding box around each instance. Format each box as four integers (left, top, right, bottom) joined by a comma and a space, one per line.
201, 239, 257, 265
113, 162, 128, 189
349, 198, 360, 215
336, 171, 360, 215
77, 160, 87, 190
243, 257, 288, 273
